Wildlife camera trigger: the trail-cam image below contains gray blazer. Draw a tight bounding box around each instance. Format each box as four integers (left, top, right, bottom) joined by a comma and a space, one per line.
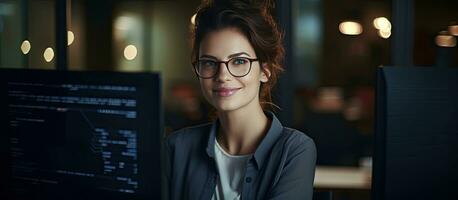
162, 112, 316, 200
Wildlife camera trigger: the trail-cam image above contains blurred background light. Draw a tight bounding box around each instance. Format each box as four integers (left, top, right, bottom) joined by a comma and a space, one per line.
339, 21, 363, 35
114, 16, 133, 30
67, 31, 75, 46
20, 40, 31, 54
435, 31, 456, 47
448, 24, 458, 36
191, 13, 197, 25
124, 45, 138, 60
378, 29, 391, 39
373, 17, 391, 30
373, 17, 392, 39
43, 47, 54, 62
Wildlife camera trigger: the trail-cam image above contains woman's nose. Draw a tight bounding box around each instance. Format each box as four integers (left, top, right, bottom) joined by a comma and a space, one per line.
215, 63, 231, 81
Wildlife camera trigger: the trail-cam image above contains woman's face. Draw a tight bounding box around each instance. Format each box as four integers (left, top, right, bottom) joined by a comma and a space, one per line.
198, 28, 269, 112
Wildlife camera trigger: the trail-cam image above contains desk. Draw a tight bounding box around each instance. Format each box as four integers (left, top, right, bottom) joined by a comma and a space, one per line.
313, 166, 372, 190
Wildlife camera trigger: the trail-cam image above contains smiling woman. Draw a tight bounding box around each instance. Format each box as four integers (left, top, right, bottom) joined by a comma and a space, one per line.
197, 28, 268, 112
162, 1, 317, 200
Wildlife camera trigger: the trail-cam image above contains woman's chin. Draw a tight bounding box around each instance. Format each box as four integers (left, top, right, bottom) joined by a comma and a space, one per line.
212, 101, 242, 112
214, 105, 238, 112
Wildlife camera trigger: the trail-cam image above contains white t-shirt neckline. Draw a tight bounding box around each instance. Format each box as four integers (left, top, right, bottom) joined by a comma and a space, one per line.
212, 138, 253, 200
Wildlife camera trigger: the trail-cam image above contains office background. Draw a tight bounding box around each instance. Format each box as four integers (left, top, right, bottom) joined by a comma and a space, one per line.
1, 0, 457, 199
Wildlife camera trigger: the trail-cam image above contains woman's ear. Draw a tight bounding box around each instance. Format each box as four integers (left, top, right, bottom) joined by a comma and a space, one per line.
260, 63, 271, 83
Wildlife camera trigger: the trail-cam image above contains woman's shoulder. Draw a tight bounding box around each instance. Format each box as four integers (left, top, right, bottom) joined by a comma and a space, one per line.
165, 122, 213, 148
279, 127, 316, 152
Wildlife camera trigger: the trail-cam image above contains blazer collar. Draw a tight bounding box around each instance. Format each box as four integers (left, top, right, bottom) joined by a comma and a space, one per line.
206, 111, 283, 169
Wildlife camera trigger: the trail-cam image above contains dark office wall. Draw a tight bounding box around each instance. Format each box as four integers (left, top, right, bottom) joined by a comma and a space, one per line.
321, 0, 391, 86
414, 0, 458, 66
84, 0, 114, 70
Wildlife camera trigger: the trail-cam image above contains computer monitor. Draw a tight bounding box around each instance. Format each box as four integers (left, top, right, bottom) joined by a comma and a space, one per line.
0, 69, 162, 200
372, 66, 458, 200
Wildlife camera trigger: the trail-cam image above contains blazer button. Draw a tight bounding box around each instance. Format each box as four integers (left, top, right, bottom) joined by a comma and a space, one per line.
245, 177, 252, 183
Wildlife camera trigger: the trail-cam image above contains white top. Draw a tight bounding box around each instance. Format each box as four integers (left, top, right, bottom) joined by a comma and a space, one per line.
211, 139, 252, 200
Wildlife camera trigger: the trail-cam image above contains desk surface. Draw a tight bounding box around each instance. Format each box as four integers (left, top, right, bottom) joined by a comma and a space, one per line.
313, 166, 372, 190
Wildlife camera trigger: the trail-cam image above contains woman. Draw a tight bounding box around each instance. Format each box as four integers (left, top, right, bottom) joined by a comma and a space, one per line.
163, 0, 316, 199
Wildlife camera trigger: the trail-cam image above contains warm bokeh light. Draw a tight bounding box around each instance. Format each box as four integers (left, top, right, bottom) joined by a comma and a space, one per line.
191, 13, 197, 25
67, 31, 75, 46
373, 17, 391, 31
114, 16, 132, 30
20, 40, 31, 54
378, 29, 391, 39
435, 31, 456, 47
124, 45, 138, 60
339, 21, 363, 35
448, 25, 458, 36
43, 47, 54, 62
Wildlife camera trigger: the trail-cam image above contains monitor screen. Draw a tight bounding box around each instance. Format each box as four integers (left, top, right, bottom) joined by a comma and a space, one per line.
372, 66, 458, 200
0, 69, 162, 200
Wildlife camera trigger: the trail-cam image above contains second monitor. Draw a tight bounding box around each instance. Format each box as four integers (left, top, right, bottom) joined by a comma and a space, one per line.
0, 69, 162, 200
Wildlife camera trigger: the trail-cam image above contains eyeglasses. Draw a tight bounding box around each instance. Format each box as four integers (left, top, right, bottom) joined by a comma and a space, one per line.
193, 57, 259, 79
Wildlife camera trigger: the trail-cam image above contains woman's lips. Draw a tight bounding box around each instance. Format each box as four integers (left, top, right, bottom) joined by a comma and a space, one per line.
213, 88, 241, 97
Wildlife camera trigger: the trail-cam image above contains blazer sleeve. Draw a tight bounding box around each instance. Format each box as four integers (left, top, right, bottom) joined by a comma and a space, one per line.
266, 135, 317, 200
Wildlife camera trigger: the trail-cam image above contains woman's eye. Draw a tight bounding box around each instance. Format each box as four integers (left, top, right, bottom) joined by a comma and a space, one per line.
233, 58, 247, 65
202, 60, 216, 67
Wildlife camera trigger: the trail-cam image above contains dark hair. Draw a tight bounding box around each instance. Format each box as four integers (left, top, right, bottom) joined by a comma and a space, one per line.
191, 0, 284, 111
